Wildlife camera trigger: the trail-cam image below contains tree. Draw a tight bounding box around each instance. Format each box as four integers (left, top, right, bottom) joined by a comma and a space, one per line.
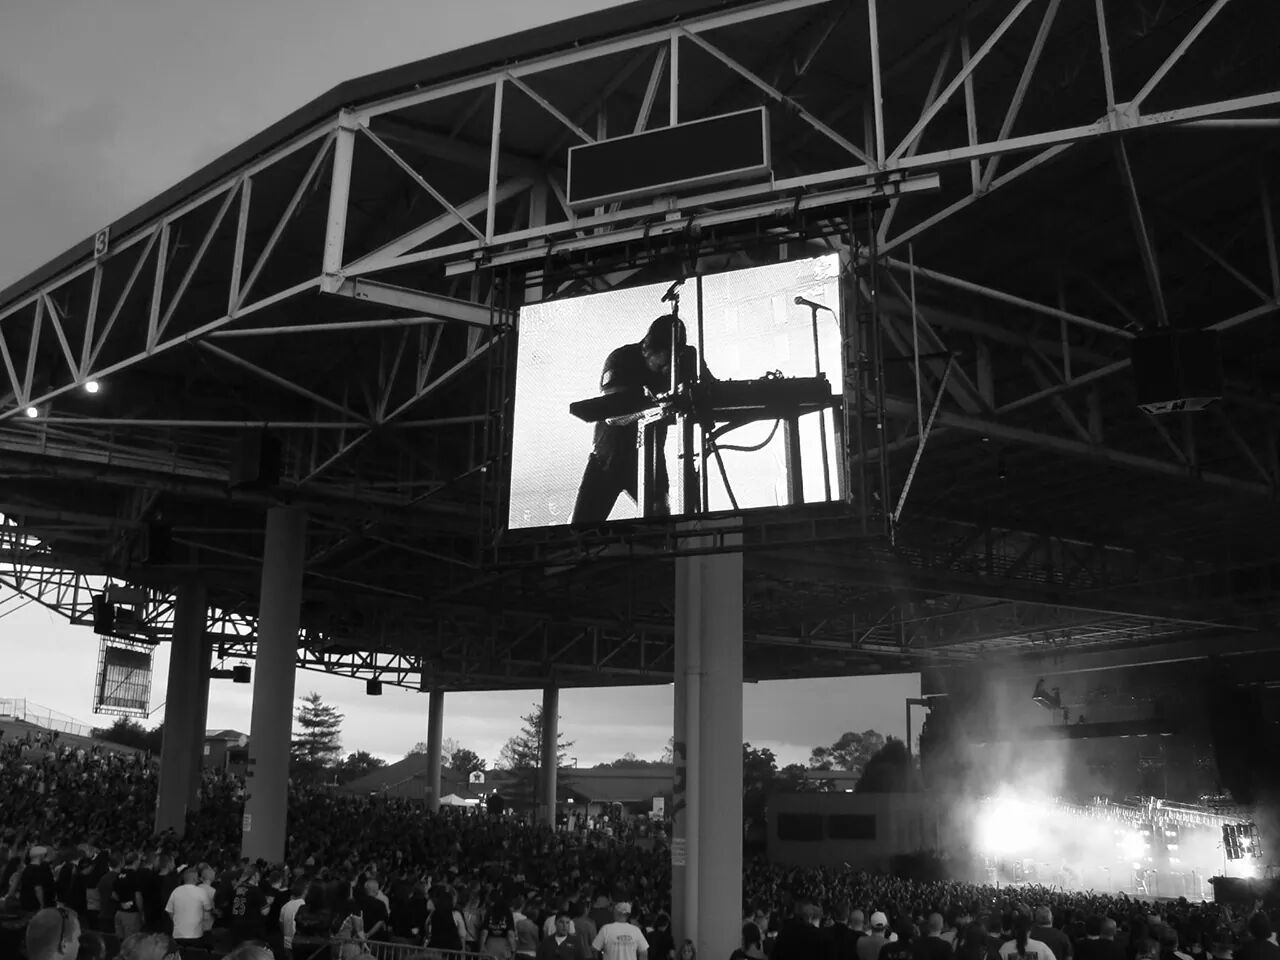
742, 742, 779, 825
660, 736, 675, 765
335, 751, 387, 785
809, 729, 885, 778
450, 747, 485, 780
854, 737, 921, 793
496, 704, 574, 770
291, 692, 344, 782
497, 704, 575, 806
777, 762, 832, 793
405, 736, 461, 764
92, 717, 163, 754
595, 752, 662, 769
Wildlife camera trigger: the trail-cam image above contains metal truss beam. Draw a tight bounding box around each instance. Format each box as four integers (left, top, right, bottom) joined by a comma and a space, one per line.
879, 396, 1271, 499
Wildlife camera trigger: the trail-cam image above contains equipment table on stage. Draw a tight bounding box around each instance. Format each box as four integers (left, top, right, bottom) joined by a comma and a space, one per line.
569, 374, 838, 515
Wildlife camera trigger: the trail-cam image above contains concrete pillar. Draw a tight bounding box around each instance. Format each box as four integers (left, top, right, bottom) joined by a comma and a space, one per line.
188, 631, 212, 812
241, 507, 307, 863
155, 582, 208, 835
539, 684, 559, 826
425, 688, 444, 813
672, 532, 743, 960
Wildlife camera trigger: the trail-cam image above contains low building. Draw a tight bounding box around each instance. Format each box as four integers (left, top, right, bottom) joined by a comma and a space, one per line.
203, 729, 249, 774
768, 791, 945, 871
341, 752, 476, 802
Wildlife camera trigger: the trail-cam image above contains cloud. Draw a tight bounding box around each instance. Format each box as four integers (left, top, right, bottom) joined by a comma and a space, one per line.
0, 69, 136, 288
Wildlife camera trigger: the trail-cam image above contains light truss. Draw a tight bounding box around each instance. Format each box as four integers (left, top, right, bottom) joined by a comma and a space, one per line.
0, 0, 1274, 687
1, 0, 1273, 423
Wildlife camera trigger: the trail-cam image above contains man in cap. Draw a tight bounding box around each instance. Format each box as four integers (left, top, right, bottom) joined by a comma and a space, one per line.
857, 912, 891, 960
592, 901, 649, 960
25, 905, 81, 960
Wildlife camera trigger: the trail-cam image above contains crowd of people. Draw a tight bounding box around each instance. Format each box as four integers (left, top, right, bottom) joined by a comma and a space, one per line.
4, 728, 1279, 960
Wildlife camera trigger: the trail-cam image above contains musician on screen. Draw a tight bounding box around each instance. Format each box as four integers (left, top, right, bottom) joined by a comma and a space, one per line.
571, 314, 709, 524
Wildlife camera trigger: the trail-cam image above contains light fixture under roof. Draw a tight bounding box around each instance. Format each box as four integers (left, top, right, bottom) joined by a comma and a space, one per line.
24, 406, 38, 419
84, 380, 101, 394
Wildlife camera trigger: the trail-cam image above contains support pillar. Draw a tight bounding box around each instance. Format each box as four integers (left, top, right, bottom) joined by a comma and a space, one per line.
155, 582, 208, 836
188, 630, 212, 813
425, 688, 444, 813
672, 531, 743, 960
539, 684, 559, 827
241, 507, 307, 864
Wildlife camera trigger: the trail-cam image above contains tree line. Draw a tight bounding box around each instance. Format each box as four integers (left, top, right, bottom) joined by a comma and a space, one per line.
91, 695, 917, 801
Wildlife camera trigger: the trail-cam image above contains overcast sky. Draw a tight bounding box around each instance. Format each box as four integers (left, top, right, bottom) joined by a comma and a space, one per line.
0, 0, 919, 766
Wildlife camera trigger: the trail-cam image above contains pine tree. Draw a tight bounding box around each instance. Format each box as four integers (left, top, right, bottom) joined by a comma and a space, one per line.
497, 704, 573, 769
496, 704, 574, 805
291, 692, 344, 781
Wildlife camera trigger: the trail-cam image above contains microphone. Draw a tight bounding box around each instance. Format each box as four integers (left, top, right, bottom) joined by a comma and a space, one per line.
662, 279, 685, 304
794, 295, 833, 313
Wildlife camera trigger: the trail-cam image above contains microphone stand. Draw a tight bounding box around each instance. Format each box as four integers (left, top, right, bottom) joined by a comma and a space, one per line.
797, 298, 833, 501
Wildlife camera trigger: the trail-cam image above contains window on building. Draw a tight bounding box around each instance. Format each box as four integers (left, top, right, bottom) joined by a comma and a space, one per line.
827, 814, 877, 840
203, 744, 210, 755
776, 814, 824, 841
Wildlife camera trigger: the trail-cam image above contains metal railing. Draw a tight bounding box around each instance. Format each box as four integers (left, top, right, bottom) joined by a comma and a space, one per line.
0, 698, 96, 738
291, 937, 484, 960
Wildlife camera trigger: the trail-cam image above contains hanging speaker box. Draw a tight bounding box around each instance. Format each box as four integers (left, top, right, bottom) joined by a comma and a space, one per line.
230, 432, 282, 488
1132, 328, 1223, 415
567, 107, 771, 209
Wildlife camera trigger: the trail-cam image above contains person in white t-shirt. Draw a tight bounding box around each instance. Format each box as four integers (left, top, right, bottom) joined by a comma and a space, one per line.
166, 867, 214, 946
278, 880, 307, 952
593, 902, 649, 960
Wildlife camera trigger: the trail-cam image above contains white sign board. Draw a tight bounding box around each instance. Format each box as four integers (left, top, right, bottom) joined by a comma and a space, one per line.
671, 837, 687, 867
469, 770, 485, 784
652, 796, 665, 817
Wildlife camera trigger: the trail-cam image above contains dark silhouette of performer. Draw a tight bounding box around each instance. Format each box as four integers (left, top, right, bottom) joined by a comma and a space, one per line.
571, 314, 707, 523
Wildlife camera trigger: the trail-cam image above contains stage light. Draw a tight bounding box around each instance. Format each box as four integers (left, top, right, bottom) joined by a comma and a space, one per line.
24, 406, 38, 418
84, 380, 101, 394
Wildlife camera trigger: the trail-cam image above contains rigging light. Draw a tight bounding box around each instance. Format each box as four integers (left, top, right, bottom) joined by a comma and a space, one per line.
84, 380, 101, 394
24, 406, 39, 418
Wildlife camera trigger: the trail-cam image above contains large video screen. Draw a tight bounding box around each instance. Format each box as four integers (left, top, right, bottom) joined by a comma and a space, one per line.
508, 254, 843, 529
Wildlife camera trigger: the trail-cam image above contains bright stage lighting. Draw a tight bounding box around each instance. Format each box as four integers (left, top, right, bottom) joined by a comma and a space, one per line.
84, 380, 101, 394
24, 406, 38, 418
1118, 830, 1147, 860
975, 794, 1043, 856
1241, 861, 1259, 879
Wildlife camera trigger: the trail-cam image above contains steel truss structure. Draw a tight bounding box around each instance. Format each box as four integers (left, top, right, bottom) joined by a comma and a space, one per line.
0, 0, 1277, 691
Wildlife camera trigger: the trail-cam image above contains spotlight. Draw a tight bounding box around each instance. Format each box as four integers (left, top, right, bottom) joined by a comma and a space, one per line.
24, 406, 38, 418
84, 380, 101, 394
1032, 678, 1062, 710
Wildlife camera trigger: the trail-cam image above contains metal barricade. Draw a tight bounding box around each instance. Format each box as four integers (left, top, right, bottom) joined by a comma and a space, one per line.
298, 937, 483, 960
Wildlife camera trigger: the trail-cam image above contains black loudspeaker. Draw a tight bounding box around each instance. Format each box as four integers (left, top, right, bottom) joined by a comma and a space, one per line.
1132, 328, 1223, 414
229, 432, 282, 488
232, 665, 251, 684
92, 595, 115, 634
143, 523, 172, 565
366, 679, 383, 696
567, 107, 771, 207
